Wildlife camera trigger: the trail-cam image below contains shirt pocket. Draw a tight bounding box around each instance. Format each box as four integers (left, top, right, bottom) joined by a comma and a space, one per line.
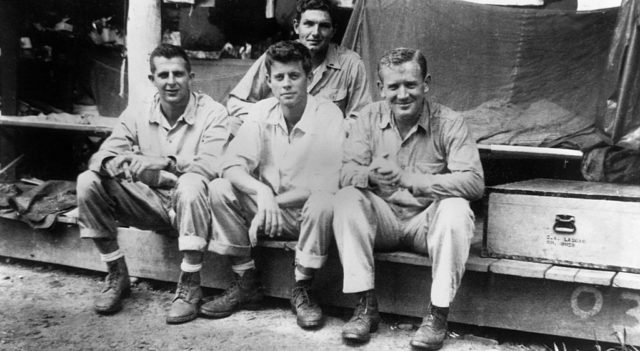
414, 161, 445, 175
326, 88, 348, 112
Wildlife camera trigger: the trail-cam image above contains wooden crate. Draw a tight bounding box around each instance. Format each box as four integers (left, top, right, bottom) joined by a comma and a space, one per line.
484, 178, 640, 273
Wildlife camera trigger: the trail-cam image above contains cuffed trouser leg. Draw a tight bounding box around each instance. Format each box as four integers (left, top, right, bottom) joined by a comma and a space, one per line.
208, 178, 254, 257
173, 173, 212, 252
333, 187, 402, 294
295, 192, 334, 269
405, 198, 474, 307
77, 170, 172, 240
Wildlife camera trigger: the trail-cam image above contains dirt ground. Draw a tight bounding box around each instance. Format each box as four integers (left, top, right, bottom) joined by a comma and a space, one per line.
0, 258, 598, 351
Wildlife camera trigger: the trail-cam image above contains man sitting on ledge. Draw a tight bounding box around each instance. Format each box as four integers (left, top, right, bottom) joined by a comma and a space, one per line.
201, 40, 345, 330
76, 44, 229, 324
333, 47, 484, 349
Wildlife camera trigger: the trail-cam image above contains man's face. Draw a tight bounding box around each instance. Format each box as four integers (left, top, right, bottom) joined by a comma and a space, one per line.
294, 10, 334, 56
267, 60, 310, 109
378, 61, 429, 122
148, 56, 193, 106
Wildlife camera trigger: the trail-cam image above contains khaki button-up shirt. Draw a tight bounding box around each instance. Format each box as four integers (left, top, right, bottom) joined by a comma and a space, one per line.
89, 92, 230, 181
222, 95, 345, 195
341, 99, 485, 218
227, 43, 371, 132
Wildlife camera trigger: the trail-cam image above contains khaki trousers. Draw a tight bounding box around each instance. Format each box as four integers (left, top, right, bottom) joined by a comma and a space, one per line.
332, 186, 475, 307
77, 170, 212, 251
208, 178, 333, 269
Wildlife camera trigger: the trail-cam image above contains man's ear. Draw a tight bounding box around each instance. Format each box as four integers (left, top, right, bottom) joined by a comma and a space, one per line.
293, 19, 300, 35
189, 72, 195, 80
148, 74, 154, 83
423, 74, 431, 94
377, 80, 386, 98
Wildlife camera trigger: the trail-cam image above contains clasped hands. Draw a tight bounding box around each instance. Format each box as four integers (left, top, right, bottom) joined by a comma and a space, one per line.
368, 154, 412, 189
103, 154, 170, 182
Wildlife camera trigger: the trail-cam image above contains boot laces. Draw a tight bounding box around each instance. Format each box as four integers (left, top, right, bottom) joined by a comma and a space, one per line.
352, 295, 369, 322
293, 285, 314, 308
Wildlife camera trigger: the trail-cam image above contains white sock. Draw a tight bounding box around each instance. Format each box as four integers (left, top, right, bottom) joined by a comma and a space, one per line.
294, 268, 312, 282
231, 260, 255, 276
180, 260, 202, 273
100, 250, 124, 263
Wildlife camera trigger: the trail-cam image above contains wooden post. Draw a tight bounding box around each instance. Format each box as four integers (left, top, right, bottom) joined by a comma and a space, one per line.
126, 0, 162, 109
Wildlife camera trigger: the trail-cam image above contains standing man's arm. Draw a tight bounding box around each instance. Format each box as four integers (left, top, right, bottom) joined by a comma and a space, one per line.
344, 58, 372, 120
226, 54, 272, 134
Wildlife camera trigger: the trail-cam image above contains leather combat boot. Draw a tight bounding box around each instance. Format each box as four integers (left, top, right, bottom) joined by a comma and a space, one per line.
166, 271, 202, 324
290, 280, 323, 329
94, 257, 131, 314
410, 303, 449, 350
199, 269, 263, 318
342, 290, 381, 342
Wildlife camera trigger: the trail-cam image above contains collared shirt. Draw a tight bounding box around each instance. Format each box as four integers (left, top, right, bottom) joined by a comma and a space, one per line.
222, 95, 345, 195
227, 43, 371, 127
89, 92, 230, 181
341, 99, 485, 218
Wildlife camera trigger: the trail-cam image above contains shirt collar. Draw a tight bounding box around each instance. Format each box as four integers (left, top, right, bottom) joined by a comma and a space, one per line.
324, 44, 341, 70
149, 92, 197, 126
266, 95, 318, 134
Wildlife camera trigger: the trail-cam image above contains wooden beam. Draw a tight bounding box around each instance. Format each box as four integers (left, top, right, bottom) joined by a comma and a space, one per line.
126, 0, 161, 109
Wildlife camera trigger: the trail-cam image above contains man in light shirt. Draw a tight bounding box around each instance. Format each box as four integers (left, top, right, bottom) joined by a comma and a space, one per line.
201, 41, 344, 329
226, 0, 371, 135
333, 47, 485, 349
76, 44, 229, 324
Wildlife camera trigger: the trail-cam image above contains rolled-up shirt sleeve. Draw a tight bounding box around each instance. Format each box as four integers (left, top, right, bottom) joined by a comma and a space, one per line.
340, 109, 373, 189
412, 115, 485, 201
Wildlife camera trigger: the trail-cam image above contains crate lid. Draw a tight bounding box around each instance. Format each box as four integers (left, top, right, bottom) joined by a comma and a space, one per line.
488, 178, 640, 201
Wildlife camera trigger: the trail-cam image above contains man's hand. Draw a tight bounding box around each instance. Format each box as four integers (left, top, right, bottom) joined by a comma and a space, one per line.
252, 186, 283, 238
368, 155, 401, 187
103, 155, 168, 181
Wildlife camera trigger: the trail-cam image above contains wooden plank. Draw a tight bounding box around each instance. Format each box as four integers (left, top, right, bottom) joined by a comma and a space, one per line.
489, 178, 640, 201
466, 255, 499, 273
545, 265, 579, 282
478, 145, 583, 160
489, 259, 551, 278
574, 269, 616, 286
613, 272, 640, 290
374, 251, 430, 266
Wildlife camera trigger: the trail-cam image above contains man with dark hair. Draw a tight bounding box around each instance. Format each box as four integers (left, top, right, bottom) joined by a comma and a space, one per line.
333, 47, 484, 349
200, 40, 345, 330
76, 43, 229, 324
226, 0, 371, 135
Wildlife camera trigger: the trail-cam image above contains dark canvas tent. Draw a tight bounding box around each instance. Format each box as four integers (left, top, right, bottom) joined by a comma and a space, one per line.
342, 0, 618, 149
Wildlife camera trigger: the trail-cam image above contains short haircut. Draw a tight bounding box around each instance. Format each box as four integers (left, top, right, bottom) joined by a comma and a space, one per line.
149, 44, 191, 73
265, 41, 313, 75
377, 47, 428, 82
295, 0, 334, 24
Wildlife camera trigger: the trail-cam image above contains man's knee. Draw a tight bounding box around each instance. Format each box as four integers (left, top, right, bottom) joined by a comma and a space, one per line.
303, 192, 334, 221
174, 173, 209, 203
433, 197, 474, 238
333, 186, 366, 212
208, 178, 235, 206
76, 170, 103, 198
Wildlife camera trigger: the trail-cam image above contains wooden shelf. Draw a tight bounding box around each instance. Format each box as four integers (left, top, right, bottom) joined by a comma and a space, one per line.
0, 114, 117, 133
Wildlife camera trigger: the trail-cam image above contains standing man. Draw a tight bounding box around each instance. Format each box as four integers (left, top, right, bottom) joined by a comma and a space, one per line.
226, 0, 371, 134
76, 44, 229, 324
200, 41, 344, 329
333, 48, 484, 349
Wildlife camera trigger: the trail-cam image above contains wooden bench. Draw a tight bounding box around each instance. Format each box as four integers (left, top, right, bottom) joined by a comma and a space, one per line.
1, 211, 640, 344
